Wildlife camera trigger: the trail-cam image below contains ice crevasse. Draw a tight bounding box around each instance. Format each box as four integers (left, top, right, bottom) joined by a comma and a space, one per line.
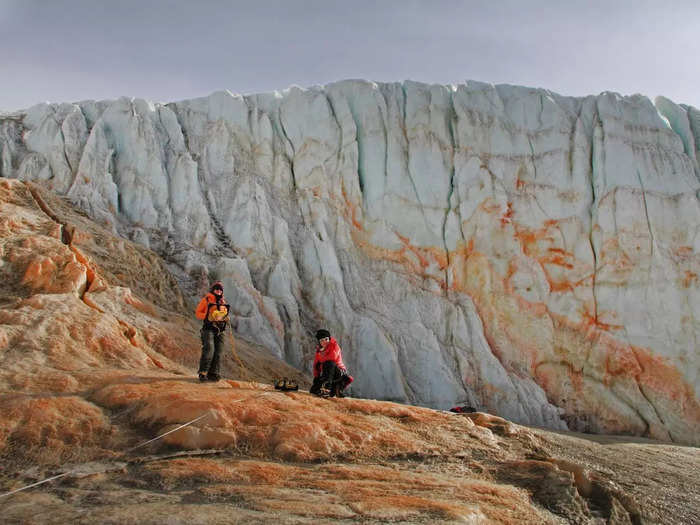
2, 79, 700, 444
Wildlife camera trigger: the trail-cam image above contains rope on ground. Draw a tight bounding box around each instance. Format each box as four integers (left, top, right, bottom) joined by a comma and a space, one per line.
0, 390, 275, 500
0, 412, 209, 500
124, 412, 210, 453
0, 472, 73, 500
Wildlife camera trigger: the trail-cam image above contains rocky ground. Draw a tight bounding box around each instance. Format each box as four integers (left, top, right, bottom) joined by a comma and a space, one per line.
1, 178, 699, 524
2, 379, 699, 524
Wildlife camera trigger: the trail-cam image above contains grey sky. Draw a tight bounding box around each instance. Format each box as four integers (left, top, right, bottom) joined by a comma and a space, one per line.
2, 0, 699, 112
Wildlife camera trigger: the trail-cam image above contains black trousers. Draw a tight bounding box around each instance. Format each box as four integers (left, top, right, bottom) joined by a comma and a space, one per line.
310, 361, 351, 394
198, 328, 224, 378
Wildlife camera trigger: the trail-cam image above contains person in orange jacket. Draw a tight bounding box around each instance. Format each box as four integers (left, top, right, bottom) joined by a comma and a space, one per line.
310, 329, 353, 397
195, 281, 230, 382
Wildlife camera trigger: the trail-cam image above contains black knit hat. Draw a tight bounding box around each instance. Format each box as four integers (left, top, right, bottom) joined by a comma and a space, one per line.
315, 329, 331, 341
210, 281, 224, 292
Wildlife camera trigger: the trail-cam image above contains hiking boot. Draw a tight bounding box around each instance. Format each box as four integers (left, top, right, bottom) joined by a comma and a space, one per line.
198, 373, 207, 382
207, 374, 220, 382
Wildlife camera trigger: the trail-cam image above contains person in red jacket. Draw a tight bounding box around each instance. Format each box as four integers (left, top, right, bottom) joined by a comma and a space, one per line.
195, 281, 230, 382
310, 329, 353, 397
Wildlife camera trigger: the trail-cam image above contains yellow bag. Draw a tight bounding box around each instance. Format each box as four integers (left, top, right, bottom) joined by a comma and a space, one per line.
207, 303, 230, 323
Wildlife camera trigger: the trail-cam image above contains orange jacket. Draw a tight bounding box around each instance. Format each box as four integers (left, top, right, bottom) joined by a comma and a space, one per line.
195, 292, 227, 320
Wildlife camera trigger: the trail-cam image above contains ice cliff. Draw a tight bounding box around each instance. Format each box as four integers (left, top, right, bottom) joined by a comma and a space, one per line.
2, 79, 699, 444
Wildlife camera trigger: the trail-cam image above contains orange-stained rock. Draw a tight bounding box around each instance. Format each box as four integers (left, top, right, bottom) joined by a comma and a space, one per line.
0, 179, 308, 467
88, 379, 492, 462
136, 458, 551, 523
0, 327, 8, 350
21, 255, 87, 295
0, 396, 117, 464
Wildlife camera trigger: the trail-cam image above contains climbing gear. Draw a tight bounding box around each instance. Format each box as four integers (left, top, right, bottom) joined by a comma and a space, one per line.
310, 376, 331, 396
205, 302, 230, 333
311, 387, 330, 398
274, 377, 299, 391
208, 307, 228, 322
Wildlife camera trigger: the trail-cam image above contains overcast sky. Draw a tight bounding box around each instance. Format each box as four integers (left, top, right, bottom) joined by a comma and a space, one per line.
2, 0, 699, 112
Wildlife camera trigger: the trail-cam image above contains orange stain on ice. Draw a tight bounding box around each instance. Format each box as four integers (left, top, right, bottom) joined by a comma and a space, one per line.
674, 245, 693, 259
683, 271, 698, 288
512, 219, 595, 294
551, 310, 698, 416
341, 185, 363, 231
543, 248, 575, 270
580, 309, 623, 333
499, 202, 514, 226
344, 198, 700, 430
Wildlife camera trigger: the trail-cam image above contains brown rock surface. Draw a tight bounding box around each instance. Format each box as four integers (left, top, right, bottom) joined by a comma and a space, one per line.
1, 179, 699, 524
0, 178, 306, 466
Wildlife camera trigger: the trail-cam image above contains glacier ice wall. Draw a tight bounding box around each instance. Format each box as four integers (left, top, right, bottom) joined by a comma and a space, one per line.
3, 79, 700, 444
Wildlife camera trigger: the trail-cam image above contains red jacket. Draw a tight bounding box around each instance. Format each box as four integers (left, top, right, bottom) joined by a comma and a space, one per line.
313, 337, 346, 377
